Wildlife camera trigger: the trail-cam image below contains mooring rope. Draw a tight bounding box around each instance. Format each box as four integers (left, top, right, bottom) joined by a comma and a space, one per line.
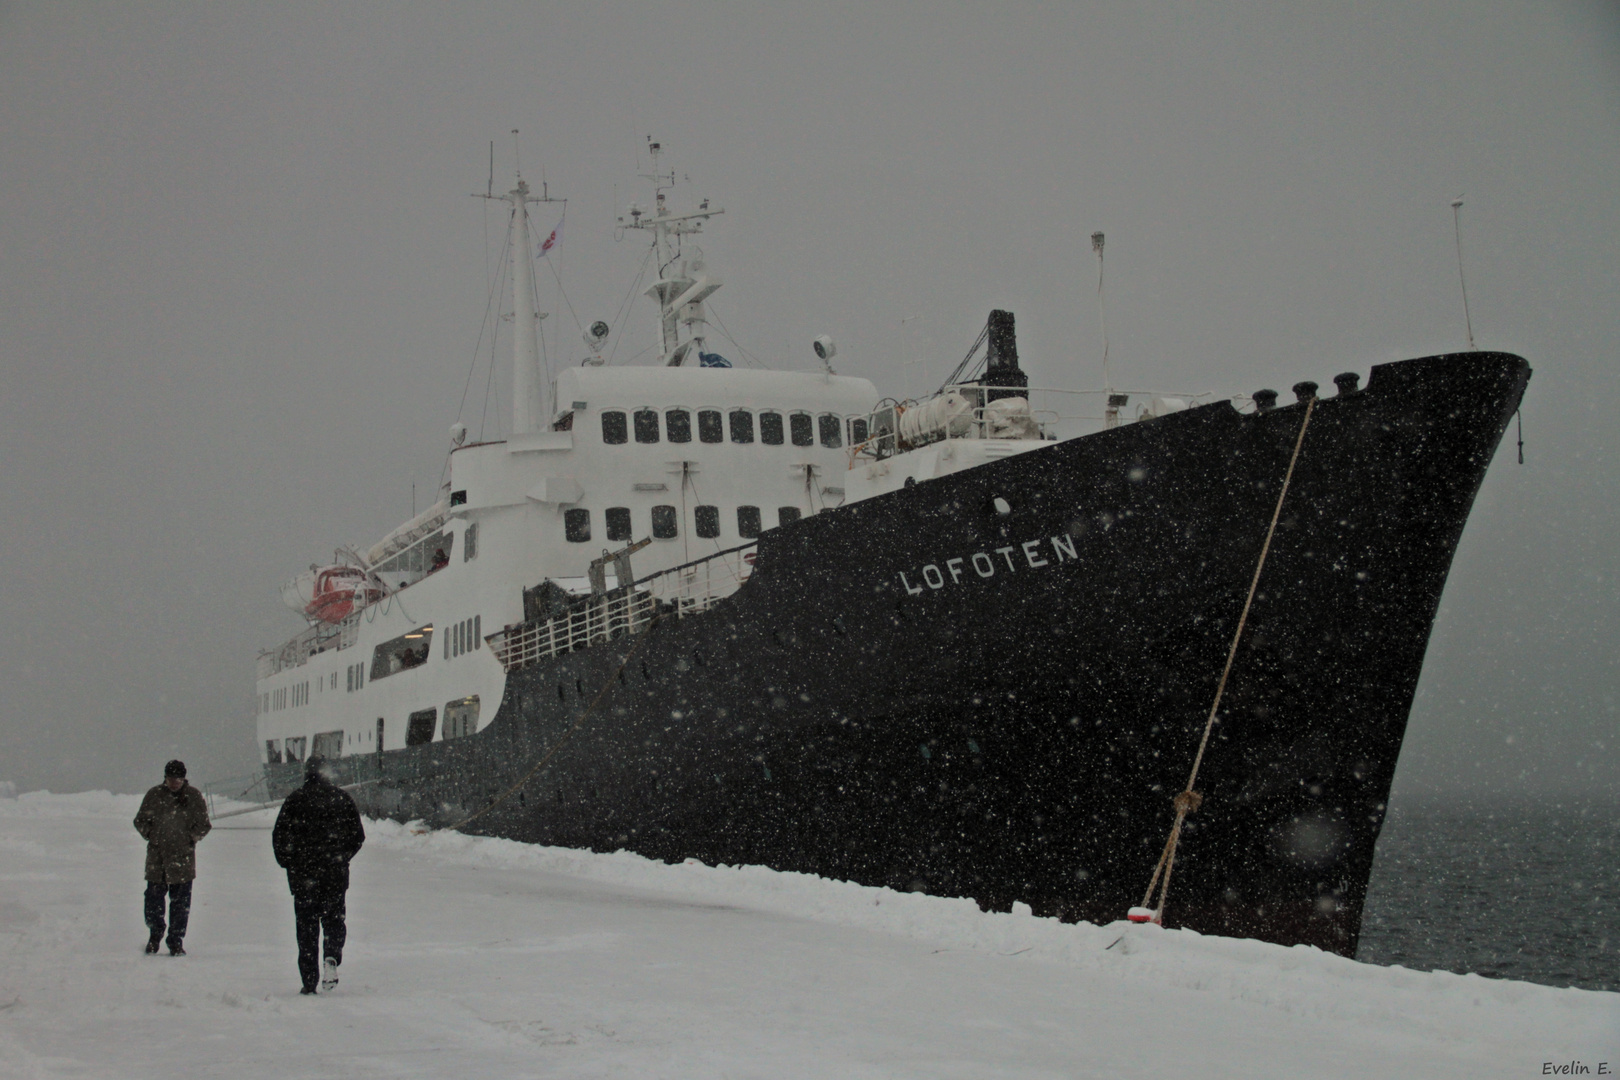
1135, 392, 1317, 923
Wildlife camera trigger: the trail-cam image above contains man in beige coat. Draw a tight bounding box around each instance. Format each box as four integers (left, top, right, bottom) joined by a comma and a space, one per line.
132, 760, 211, 955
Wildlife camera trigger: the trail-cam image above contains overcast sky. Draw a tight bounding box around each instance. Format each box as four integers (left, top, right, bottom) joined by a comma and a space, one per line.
1, 1, 1614, 799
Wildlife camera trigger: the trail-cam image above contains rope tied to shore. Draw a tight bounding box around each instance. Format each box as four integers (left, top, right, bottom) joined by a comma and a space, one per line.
1133, 393, 1317, 926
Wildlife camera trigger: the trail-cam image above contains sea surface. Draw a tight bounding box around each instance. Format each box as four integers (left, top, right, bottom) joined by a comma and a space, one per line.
1359, 796, 1619, 992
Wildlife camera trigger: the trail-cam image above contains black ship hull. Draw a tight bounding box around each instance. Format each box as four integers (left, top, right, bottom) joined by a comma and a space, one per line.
270, 351, 1529, 956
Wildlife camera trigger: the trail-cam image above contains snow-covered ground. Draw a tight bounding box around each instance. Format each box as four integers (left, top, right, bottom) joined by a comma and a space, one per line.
0, 792, 1613, 1078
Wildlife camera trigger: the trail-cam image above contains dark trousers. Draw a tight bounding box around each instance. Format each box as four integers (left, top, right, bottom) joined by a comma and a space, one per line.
143, 881, 192, 946
293, 888, 347, 990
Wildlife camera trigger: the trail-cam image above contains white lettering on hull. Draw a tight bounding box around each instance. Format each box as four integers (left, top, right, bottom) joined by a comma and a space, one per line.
897, 535, 1080, 596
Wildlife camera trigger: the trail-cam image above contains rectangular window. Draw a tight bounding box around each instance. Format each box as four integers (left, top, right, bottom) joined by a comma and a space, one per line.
450, 489, 467, 506
443, 696, 480, 740
453, 620, 462, 657
695, 504, 720, 538
633, 409, 660, 443
698, 409, 723, 444
369, 625, 435, 681
284, 736, 306, 763
372, 530, 452, 578
463, 522, 478, 561
819, 413, 843, 448
778, 506, 802, 527
665, 408, 691, 443
850, 417, 869, 445
605, 506, 632, 542
265, 739, 282, 765
312, 730, 343, 759
444, 627, 450, 660
473, 614, 480, 648
565, 508, 591, 542
737, 505, 761, 538
729, 409, 754, 443
346, 667, 353, 692
601, 410, 628, 444
405, 709, 437, 747
790, 412, 814, 446
759, 411, 784, 445
651, 504, 678, 539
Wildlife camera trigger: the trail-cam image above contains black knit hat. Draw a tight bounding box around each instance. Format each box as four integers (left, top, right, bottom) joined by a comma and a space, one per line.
164, 760, 186, 779
304, 755, 327, 778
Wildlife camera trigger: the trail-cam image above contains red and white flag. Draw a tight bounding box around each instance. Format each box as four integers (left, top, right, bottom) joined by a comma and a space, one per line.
538, 216, 563, 258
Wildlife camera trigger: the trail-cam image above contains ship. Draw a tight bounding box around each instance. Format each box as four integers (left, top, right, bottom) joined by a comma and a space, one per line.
254, 147, 1530, 956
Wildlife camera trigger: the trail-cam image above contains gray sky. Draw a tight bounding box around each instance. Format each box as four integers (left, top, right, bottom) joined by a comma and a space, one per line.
1, 1, 1614, 799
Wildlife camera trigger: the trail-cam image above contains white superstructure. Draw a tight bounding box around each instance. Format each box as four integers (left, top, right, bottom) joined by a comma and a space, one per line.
255, 155, 877, 764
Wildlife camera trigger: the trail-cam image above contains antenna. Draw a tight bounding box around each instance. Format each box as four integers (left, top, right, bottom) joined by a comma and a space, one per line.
487, 141, 494, 198
512, 129, 522, 178
1093, 232, 1127, 428
1092, 232, 1111, 388
1450, 197, 1475, 349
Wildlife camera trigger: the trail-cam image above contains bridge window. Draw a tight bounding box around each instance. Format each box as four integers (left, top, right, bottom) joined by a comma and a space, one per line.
405, 709, 437, 747
265, 739, 282, 764
565, 508, 591, 543
759, 411, 784, 445
312, 731, 343, 759
284, 736, 306, 763
778, 506, 802, 527
634, 409, 660, 443
698, 409, 723, 443
729, 410, 754, 443
666, 408, 691, 443
463, 522, 478, 561
601, 410, 628, 444
695, 505, 720, 538
737, 505, 761, 538
790, 412, 814, 446
819, 413, 843, 448
651, 505, 678, 539
850, 417, 869, 445
605, 506, 632, 542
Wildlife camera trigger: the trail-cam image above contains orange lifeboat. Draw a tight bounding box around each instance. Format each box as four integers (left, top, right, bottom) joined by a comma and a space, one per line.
280, 565, 386, 624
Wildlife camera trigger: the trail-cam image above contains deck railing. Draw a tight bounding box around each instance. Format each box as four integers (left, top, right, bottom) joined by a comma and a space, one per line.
486, 542, 758, 673
256, 615, 355, 680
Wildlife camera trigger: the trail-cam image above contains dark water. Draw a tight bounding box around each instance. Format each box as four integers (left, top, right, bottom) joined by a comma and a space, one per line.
1359, 796, 1619, 992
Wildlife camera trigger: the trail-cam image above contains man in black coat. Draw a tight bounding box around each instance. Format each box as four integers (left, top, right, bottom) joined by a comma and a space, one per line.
272, 756, 365, 995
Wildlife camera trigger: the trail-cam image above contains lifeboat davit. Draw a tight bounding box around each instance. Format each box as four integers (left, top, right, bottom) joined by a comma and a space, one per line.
279, 565, 385, 624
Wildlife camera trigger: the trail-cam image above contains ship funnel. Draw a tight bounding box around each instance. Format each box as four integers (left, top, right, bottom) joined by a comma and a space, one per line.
984, 309, 1028, 402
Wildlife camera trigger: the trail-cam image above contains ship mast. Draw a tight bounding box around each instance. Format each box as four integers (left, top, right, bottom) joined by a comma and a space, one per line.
476, 143, 561, 434
508, 177, 545, 433
619, 141, 724, 366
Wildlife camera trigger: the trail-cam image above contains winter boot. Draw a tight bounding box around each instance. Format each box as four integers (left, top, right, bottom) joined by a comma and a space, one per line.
320, 957, 339, 992
144, 938, 161, 955
168, 943, 186, 957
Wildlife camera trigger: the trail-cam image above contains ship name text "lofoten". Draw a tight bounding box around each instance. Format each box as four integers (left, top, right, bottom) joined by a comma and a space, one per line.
898, 533, 1078, 595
